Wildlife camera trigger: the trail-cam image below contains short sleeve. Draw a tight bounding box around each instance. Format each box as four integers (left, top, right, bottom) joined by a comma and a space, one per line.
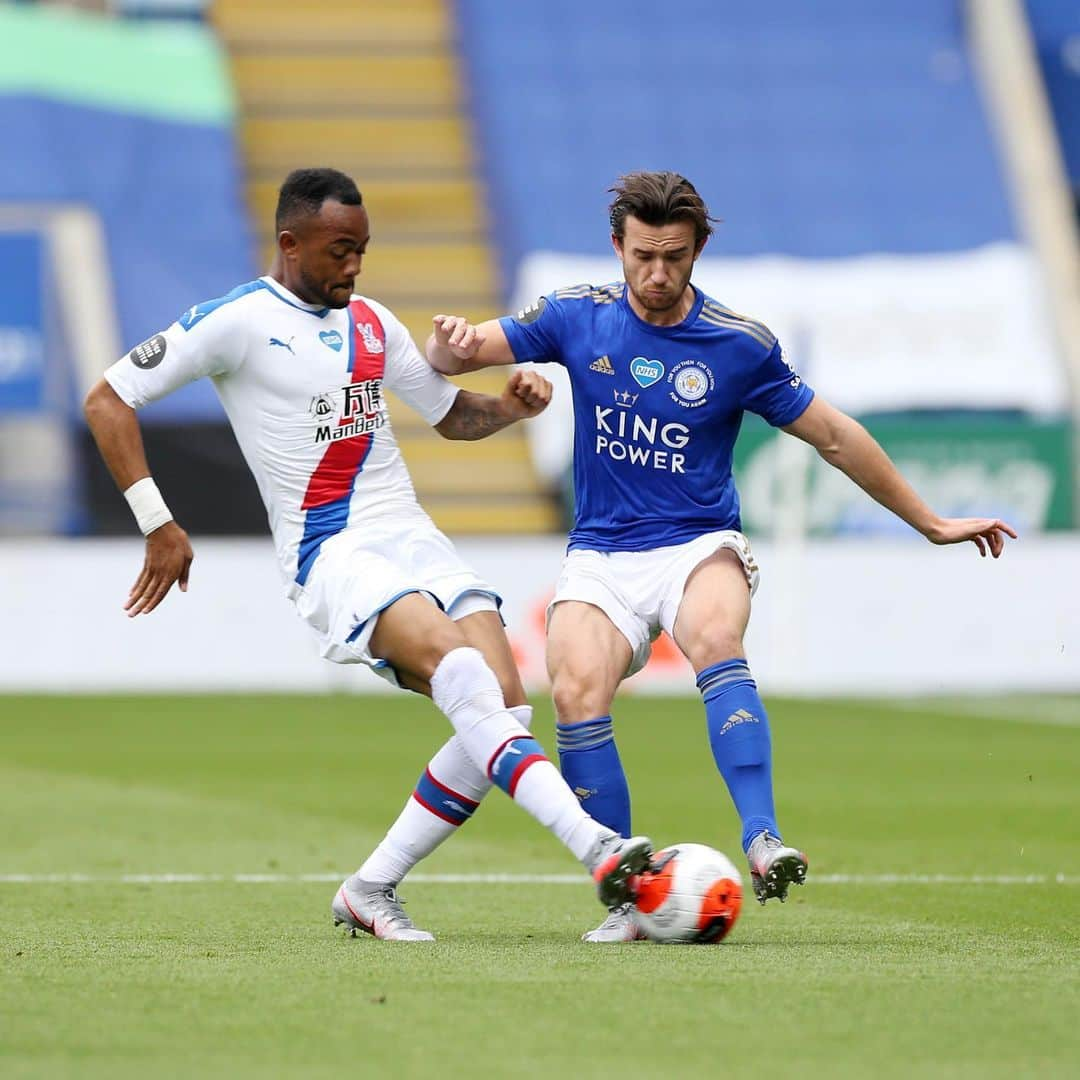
741, 341, 815, 428
104, 301, 246, 410
376, 302, 460, 425
499, 293, 566, 364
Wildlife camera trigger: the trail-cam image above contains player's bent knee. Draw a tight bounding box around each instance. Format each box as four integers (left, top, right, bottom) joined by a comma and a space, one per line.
411, 626, 471, 681
370, 597, 469, 683
684, 630, 746, 671
452, 611, 526, 706
551, 668, 613, 724
430, 645, 503, 713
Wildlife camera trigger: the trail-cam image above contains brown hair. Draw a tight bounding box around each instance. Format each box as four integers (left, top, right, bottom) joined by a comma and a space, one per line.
608, 171, 716, 247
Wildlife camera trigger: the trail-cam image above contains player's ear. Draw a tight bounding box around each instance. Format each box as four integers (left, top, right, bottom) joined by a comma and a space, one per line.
611, 233, 624, 259
278, 230, 299, 260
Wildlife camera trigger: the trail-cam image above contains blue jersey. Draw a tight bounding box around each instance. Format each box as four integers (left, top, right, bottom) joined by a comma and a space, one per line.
500, 282, 814, 552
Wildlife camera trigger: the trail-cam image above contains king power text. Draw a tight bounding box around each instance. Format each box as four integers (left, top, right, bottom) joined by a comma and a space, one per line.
594, 406, 689, 473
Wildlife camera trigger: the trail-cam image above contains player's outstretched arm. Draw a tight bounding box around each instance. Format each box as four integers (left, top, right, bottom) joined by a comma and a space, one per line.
783, 396, 1017, 557
426, 315, 516, 375
83, 379, 194, 615
435, 369, 552, 440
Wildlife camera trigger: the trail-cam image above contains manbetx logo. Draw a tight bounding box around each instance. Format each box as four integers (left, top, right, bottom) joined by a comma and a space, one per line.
311, 379, 385, 444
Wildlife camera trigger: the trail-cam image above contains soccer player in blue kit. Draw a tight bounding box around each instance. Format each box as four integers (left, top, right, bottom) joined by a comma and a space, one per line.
425, 171, 1017, 941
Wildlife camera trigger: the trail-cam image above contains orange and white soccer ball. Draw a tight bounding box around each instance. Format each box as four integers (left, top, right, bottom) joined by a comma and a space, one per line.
631, 843, 743, 944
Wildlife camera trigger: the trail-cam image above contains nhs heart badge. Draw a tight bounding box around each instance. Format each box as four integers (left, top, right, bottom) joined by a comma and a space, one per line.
319, 330, 343, 352
630, 357, 665, 388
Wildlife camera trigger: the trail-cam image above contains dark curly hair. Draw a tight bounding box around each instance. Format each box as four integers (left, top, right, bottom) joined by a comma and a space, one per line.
275, 168, 362, 232
609, 171, 717, 247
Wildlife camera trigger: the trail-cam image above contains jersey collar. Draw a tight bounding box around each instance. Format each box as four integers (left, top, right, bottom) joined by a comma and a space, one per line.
261, 276, 332, 318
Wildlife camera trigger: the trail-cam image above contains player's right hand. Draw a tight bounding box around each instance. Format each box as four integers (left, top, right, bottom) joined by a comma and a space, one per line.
503, 368, 552, 419
924, 516, 1017, 558
125, 520, 194, 617
432, 314, 485, 359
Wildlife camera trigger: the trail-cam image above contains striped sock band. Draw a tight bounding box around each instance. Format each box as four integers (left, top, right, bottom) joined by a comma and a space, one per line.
555, 716, 614, 752
488, 736, 548, 797
411, 767, 480, 827
696, 659, 755, 702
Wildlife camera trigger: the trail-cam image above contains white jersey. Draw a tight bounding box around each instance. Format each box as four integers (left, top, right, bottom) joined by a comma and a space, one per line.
105, 276, 459, 594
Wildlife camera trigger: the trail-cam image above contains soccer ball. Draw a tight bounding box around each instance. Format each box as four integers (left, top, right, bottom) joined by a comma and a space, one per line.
631, 843, 743, 944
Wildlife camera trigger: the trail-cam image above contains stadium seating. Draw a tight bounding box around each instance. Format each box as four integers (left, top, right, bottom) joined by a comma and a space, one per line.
456, 0, 1015, 272
453, 0, 1073, 535
213, 0, 560, 532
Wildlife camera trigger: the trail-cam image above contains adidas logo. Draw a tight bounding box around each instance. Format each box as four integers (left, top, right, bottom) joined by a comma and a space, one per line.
719, 709, 758, 736
589, 355, 615, 375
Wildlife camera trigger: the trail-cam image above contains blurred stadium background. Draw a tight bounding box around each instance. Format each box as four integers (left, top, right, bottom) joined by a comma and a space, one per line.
1, 0, 1078, 696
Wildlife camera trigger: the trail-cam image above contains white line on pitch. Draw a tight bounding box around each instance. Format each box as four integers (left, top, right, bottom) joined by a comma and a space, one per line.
0, 872, 1076, 885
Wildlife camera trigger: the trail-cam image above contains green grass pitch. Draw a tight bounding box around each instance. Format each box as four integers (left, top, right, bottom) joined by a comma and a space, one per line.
1, 693, 1077, 1078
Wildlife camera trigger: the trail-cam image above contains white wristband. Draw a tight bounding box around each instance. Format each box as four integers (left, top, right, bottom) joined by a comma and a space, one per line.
123, 477, 173, 536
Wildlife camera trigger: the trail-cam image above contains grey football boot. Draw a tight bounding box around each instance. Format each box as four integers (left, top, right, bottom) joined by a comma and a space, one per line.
332, 878, 435, 941
581, 903, 646, 943
746, 831, 808, 904
585, 832, 654, 908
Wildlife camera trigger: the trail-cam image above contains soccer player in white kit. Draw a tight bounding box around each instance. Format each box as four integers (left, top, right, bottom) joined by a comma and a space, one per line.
83, 168, 652, 941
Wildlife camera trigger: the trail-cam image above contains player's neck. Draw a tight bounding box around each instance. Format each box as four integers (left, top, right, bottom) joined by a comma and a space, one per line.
266, 256, 320, 307
625, 285, 696, 327
268, 269, 324, 308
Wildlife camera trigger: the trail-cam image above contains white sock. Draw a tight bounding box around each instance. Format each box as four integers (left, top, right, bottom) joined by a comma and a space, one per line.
430, 648, 606, 864
509, 760, 607, 863
353, 705, 532, 885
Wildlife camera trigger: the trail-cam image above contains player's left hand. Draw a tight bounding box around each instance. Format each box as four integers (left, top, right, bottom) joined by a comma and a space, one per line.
925, 517, 1017, 558
501, 369, 552, 419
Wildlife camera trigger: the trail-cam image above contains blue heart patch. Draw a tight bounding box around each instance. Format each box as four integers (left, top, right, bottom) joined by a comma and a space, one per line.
319, 330, 343, 352
630, 357, 665, 388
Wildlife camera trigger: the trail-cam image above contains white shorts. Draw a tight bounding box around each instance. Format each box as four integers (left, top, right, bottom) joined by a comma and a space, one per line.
548, 529, 759, 678
293, 514, 499, 683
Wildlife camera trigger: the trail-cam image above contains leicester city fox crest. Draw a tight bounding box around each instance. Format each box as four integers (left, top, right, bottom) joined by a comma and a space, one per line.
668, 360, 715, 408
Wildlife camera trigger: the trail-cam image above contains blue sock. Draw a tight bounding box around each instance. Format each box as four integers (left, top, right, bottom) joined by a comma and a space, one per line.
555, 716, 631, 836
698, 659, 779, 852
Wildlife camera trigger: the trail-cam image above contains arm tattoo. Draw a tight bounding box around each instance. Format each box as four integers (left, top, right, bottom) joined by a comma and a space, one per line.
436, 390, 512, 441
